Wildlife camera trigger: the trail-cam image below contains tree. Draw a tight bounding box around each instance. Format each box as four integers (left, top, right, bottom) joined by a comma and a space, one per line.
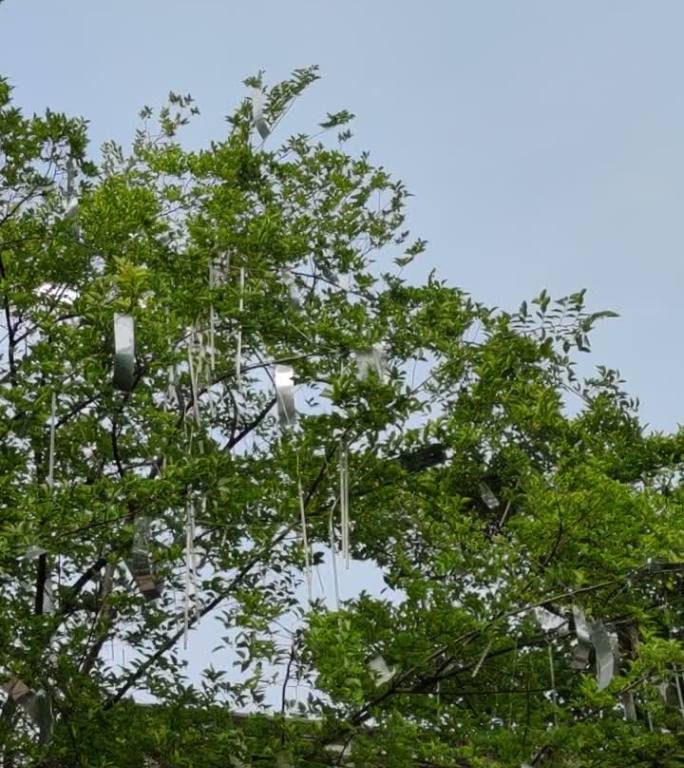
0, 66, 683, 768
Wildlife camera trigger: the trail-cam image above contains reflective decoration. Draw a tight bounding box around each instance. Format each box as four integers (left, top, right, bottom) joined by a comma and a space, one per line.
250, 87, 270, 140
572, 605, 591, 645
339, 441, 350, 569
479, 482, 499, 510
369, 655, 394, 685
281, 268, 301, 306
35, 552, 55, 616
589, 620, 616, 691
184, 498, 200, 647
570, 642, 591, 671
328, 498, 341, 610
534, 607, 568, 633
298, 480, 312, 602
129, 516, 161, 600
2, 679, 53, 744
356, 343, 387, 381
48, 391, 56, 490
113, 314, 135, 391
275, 364, 296, 427
621, 690, 637, 721
235, 267, 245, 386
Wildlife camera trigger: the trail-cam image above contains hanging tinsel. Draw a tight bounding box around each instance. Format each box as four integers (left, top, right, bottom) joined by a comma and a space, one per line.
250, 87, 270, 140
113, 314, 135, 392
339, 440, 350, 569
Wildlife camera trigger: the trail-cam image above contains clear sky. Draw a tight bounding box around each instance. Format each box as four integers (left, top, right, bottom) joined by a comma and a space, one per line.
2, 0, 683, 697
2, 0, 683, 431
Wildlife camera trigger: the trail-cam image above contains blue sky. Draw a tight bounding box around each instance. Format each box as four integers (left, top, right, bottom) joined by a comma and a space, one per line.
2, 0, 683, 698
2, 1, 683, 430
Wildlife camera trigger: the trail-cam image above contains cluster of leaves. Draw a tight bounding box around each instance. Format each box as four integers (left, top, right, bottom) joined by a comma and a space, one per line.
0, 68, 682, 767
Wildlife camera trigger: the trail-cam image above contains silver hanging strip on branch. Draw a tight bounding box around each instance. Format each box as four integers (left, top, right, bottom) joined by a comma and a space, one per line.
113, 314, 135, 391
128, 516, 161, 600
2, 678, 53, 744
275, 364, 296, 427
186, 326, 202, 426
208, 262, 217, 374
298, 478, 312, 603
30, 395, 58, 617
235, 266, 245, 386
250, 87, 270, 140
571, 604, 592, 670
48, 391, 56, 491
339, 440, 350, 569
184, 497, 200, 648
328, 497, 341, 609
355, 343, 388, 382
589, 620, 616, 691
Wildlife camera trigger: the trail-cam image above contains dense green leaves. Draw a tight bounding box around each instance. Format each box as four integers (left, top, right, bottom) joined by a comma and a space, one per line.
0, 70, 682, 767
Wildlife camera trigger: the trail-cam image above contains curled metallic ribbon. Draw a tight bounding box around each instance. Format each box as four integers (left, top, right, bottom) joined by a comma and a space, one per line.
235, 267, 245, 386
339, 441, 350, 569
298, 479, 312, 603
129, 516, 161, 600
113, 314, 135, 391
250, 87, 270, 140
368, 655, 394, 686
2, 678, 53, 744
355, 343, 387, 381
184, 498, 199, 647
589, 620, 616, 691
275, 364, 296, 427
479, 482, 499, 510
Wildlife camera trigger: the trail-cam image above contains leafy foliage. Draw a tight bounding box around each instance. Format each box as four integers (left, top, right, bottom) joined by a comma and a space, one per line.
0, 69, 682, 767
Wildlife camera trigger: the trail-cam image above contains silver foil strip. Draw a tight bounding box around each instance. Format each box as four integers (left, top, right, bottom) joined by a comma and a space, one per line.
298, 480, 312, 602
2, 678, 53, 744
275, 364, 296, 427
250, 87, 270, 140
128, 516, 161, 600
113, 313, 135, 391
339, 441, 350, 569
572, 605, 592, 645
621, 690, 637, 721
368, 655, 394, 686
479, 482, 499, 510
356, 343, 387, 382
570, 642, 591, 671
589, 620, 616, 691
235, 267, 245, 386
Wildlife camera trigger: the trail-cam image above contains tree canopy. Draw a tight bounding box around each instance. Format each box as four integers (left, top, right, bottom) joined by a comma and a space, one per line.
0, 67, 683, 767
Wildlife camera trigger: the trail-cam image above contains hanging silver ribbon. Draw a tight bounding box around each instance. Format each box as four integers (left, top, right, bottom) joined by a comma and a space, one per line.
184, 498, 199, 647
589, 620, 616, 691
479, 482, 499, 510
368, 655, 394, 686
2, 678, 53, 744
355, 343, 387, 381
64, 157, 79, 219
298, 480, 312, 603
24, 547, 55, 616
235, 266, 245, 386
570, 604, 592, 670
129, 516, 161, 600
250, 87, 270, 140
275, 364, 296, 427
113, 314, 135, 391
339, 440, 350, 569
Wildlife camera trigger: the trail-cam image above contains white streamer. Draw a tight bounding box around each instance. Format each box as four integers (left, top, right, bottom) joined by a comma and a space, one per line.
298, 480, 312, 603
235, 267, 245, 386
339, 441, 350, 569
48, 392, 56, 490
